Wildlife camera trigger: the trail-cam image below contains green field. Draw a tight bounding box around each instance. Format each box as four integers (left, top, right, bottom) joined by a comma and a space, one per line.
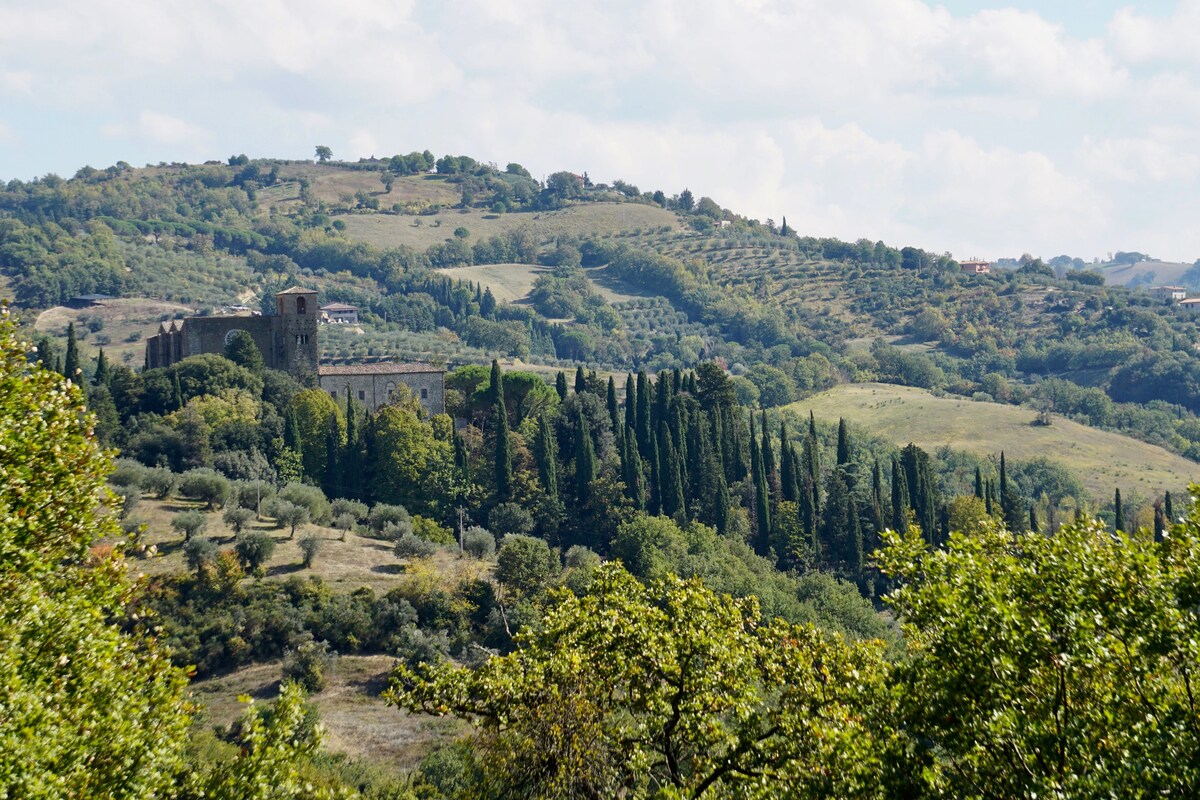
788, 383, 1200, 498
342, 201, 680, 251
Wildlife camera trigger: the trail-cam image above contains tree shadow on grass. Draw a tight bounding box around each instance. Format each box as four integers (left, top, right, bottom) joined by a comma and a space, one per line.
370, 563, 404, 576
266, 562, 305, 578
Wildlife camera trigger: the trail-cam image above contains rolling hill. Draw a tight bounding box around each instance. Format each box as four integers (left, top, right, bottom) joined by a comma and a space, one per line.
790, 383, 1199, 498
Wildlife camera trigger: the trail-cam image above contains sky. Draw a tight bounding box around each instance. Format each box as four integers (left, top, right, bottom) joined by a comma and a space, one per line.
1, 0, 1198, 262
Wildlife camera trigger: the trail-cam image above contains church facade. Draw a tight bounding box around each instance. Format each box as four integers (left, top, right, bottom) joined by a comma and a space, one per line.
145, 287, 320, 374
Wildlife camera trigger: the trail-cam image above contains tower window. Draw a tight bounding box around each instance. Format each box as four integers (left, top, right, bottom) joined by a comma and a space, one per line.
358, 390, 366, 400
330, 391, 337, 399
296, 297, 307, 314
421, 388, 428, 399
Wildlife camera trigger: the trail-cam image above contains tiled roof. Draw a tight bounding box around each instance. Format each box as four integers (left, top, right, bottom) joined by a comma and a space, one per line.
320, 302, 358, 311
276, 286, 317, 295
319, 362, 443, 376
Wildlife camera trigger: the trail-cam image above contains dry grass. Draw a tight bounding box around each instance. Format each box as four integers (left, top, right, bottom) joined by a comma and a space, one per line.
788, 383, 1200, 499
265, 166, 461, 212
434, 263, 642, 305
33, 298, 195, 367
190, 654, 465, 770
126, 497, 492, 595
341, 202, 680, 252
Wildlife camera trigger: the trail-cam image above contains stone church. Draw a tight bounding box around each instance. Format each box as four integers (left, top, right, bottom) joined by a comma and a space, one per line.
144, 287, 445, 416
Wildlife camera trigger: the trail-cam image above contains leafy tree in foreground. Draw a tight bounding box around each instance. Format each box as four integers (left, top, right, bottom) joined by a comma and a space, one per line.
388, 563, 894, 799
879, 515, 1200, 798
0, 308, 192, 796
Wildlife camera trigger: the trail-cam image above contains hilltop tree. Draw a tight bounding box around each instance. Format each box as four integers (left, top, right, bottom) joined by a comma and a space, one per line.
314, 145, 332, 162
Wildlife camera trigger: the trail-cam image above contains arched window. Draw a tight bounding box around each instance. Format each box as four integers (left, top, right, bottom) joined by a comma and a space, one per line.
385, 381, 397, 400
296, 297, 307, 315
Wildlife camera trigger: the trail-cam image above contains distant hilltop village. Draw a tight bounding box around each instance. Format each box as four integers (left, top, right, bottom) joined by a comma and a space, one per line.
144, 287, 445, 416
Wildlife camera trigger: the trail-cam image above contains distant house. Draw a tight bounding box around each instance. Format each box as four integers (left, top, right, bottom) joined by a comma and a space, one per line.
67, 293, 114, 308
960, 260, 991, 275
320, 302, 359, 325
1178, 298, 1200, 312
1152, 285, 1187, 303
319, 362, 444, 416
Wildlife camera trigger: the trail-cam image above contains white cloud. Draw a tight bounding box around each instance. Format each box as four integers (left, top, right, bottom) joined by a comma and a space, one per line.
1079, 131, 1200, 183
102, 111, 210, 148
0, 70, 33, 95
1108, 2, 1200, 64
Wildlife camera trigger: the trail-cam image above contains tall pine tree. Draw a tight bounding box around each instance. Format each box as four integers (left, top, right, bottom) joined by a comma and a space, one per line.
63, 322, 79, 379
491, 361, 512, 503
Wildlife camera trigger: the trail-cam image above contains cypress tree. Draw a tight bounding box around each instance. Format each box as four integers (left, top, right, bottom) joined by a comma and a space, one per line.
779, 421, 796, 502
454, 431, 471, 485
802, 426, 821, 511
636, 370, 651, 457
63, 322, 79, 379
323, 412, 341, 498
92, 349, 110, 387
171, 371, 184, 411
985, 479, 994, 515
1165, 491, 1175, 522
343, 388, 361, 499
624, 374, 636, 436
620, 430, 644, 509
654, 372, 670, 431
673, 369, 683, 396
1154, 503, 1167, 542
492, 362, 512, 502
821, 466, 861, 575
1029, 505, 1040, 534
575, 410, 596, 505
760, 410, 775, 479
836, 418, 850, 466
750, 421, 771, 555
660, 422, 686, 522
1114, 488, 1123, 534
534, 412, 558, 502
974, 467, 984, 500
870, 459, 886, 535
999, 451, 1024, 533
555, 371, 568, 401
607, 376, 620, 436
890, 455, 909, 532
575, 365, 587, 395
284, 407, 302, 452
647, 423, 661, 516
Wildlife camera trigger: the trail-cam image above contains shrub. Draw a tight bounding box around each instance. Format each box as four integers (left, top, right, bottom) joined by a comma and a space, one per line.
488, 502, 535, 538
368, 503, 411, 537
277, 483, 330, 526
182, 537, 219, 572
462, 526, 495, 559
141, 466, 176, 499
235, 530, 276, 575
109, 458, 147, 487
232, 479, 275, 514
332, 513, 356, 541
564, 545, 601, 570
178, 468, 230, 509
222, 506, 254, 534
171, 510, 208, 541
496, 535, 560, 597
412, 515, 454, 545
281, 638, 334, 693
110, 482, 141, 519
270, 499, 310, 539
394, 532, 437, 560
298, 534, 322, 568
330, 498, 368, 521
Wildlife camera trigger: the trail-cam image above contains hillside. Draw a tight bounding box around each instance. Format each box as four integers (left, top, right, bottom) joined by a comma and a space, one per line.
792, 383, 1199, 498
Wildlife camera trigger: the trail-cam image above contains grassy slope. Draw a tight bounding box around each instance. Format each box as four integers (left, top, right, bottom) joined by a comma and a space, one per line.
341, 201, 680, 251
435, 263, 643, 305
34, 298, 195, 368
191, 655, 464, 771
788, 383, 1199, 498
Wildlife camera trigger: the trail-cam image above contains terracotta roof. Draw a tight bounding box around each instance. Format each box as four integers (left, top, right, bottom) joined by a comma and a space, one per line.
319, 362, 443, 376
1178, 298, 1200, 304
320, 302, 358, 311
276, 286, 317, 295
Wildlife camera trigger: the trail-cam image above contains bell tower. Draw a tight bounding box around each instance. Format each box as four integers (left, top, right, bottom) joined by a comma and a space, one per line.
275, 287, 319, 375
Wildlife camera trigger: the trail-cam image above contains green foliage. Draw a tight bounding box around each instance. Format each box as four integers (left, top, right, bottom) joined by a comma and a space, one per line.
879, 515, 1200, 796
389, 563, 893, 799
282, 639, 334, 693
495, 534, 560, 597
223, 505, 254, 534
298, 533, 323, 568
462, 526, 496, 559
183, 536, 219, 573
0, 308, 193, 795
178, 467, 230, 509
224, 329, 264, 375
235, 530, 277, 574
171, 510, 208, 541
394, 532, 437, 560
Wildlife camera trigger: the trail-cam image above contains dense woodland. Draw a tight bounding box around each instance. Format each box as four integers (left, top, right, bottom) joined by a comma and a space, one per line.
4, 154, 1200, 798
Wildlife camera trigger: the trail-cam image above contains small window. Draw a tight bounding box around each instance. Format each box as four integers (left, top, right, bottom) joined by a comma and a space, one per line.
296, 297, 307, 314
421, 388, 428, 399
329, 391, 337, 399
358, 390, 365, 401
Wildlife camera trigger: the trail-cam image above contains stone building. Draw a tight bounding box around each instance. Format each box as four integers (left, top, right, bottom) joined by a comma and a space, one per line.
318, 363, 445, 416
320, 302, 359, 324
146, 285, 446, 417
145, 287, 319, 375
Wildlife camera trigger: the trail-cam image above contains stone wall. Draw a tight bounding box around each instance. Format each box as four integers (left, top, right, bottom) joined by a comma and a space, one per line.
319, 369, 445, 417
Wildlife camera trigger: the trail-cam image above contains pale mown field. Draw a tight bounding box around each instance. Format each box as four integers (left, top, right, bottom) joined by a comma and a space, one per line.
788, 382, 1200, 499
